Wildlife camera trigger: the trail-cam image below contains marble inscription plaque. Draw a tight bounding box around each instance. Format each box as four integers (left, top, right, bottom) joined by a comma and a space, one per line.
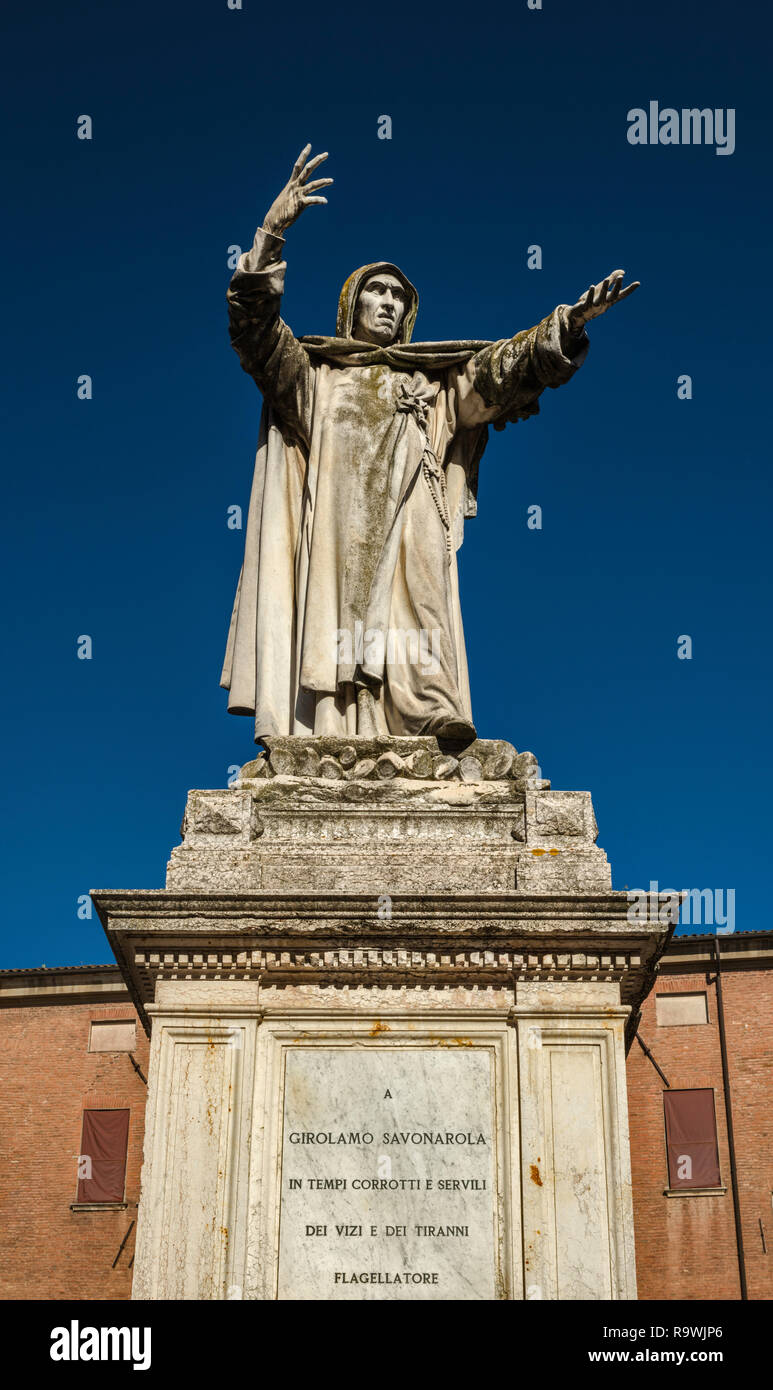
277, 1047, 497, 1300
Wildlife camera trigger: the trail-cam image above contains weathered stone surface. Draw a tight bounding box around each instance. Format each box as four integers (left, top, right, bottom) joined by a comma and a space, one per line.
486, 749, 514, 779
269, 745, 294, 775
95, 878, 665, 1025
90, 921, 662, 1302
245, 736, 545, 791
459, 754, 483, 783
432, 755, 458, 779
94, 738, 667, 1304
299, 746, 321, 777
512, 751, 539, 784
376, 751, 403, 779
535, 792, 586, 836
191, 809, 241, 835
165, 774, 609, 896
350, 758, 376, 780
277, 1048, 497, 1300
405, 747, 432, 778
240, 753, 270, 779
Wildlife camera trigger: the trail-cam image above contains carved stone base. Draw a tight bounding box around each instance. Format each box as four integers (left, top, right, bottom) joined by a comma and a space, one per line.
244, 735, 543, 788
169, 738, 607, 896
93, 739, 671, 1301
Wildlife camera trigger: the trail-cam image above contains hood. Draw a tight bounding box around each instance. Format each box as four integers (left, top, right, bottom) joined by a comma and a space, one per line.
336, 261, 419, 343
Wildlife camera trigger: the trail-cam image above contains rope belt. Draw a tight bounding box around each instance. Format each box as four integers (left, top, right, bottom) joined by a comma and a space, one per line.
395, 380, 452, 560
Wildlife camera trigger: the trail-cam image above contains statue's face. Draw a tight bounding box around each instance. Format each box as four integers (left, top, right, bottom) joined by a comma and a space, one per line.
353, 273, 407, 344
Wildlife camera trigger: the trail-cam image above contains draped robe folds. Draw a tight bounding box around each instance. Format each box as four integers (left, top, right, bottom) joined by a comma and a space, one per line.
221, 230, 589, 741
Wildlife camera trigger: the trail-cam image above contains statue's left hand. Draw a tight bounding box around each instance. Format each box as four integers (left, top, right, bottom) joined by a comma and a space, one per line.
567, 269, 640, 332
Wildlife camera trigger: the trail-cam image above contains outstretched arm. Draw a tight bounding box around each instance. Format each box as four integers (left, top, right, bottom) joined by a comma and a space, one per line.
227, 145, 334, 443
457, 269, 639, 429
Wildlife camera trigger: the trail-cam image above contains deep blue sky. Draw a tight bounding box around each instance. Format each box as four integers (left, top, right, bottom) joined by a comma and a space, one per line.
2, 0, 770, 966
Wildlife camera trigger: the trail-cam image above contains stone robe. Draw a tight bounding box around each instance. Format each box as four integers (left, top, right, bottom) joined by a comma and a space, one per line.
221, 231, 588, 740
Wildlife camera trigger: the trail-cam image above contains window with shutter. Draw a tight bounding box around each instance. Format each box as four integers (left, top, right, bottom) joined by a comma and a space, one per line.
663, 1089, 721, 1190
76, 1109, 130, 1203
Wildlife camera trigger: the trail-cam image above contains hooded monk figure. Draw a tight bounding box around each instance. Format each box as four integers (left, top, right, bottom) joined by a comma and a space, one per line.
221, 145, 639, 743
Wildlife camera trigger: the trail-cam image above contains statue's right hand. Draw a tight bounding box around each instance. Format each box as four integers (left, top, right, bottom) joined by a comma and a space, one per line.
262, 144, 333, 236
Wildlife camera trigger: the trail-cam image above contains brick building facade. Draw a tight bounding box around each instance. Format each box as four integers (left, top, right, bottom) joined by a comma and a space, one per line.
0, 967, 149, 1300
628, 931, 773, 1301
1, 932, 770, 1301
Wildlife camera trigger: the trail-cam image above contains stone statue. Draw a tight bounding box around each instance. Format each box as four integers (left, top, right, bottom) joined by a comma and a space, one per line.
221, 145, 638, 744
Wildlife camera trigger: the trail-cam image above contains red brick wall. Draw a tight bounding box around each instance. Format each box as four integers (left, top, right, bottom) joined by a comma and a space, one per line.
627, 966, 773, 1301
0, 999, 148, 1300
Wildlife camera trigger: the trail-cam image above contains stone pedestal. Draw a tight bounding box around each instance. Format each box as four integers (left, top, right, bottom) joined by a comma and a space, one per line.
93, 738, 670, 1301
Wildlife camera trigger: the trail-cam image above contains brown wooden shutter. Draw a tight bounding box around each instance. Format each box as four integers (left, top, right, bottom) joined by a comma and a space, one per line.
663, 1089, 721, 1189
77, 1109, 130, 1203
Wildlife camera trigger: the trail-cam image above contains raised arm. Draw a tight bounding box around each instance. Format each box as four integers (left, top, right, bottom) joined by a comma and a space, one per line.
227, 145, 334, 445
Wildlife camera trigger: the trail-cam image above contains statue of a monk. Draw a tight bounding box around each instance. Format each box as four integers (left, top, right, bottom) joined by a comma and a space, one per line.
221, 145, 638, 743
